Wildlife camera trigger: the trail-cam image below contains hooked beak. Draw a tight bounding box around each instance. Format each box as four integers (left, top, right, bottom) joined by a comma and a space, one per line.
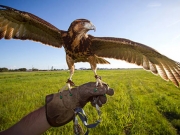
84, 22, 96, 32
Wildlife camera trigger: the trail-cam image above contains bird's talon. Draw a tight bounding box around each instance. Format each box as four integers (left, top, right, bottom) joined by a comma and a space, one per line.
59, 79, 75, 92
94, 75, 109, 89
66, 79, 75, 86
95, 78, 103, 87
95, 75, 101, 80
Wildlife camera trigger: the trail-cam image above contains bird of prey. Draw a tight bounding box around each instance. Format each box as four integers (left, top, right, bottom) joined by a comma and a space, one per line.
0, 5, 180, 88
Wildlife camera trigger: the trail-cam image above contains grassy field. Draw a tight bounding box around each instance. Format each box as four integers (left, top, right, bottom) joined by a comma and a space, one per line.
0, 69, 180, 135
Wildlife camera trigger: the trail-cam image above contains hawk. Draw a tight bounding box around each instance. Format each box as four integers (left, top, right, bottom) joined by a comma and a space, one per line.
0, 5, 180, 88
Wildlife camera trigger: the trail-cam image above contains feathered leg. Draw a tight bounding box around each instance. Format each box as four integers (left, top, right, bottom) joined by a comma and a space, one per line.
88, 56, 103, 87
65, 55, 75, 90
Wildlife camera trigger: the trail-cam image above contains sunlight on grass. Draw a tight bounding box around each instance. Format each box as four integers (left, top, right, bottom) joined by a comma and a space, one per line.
0, 69, 180, 134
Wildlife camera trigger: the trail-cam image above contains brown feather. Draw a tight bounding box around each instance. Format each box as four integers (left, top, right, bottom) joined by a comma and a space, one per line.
0, 5, 63, 47
1, 5, 180, 87
90, 36, 180, 86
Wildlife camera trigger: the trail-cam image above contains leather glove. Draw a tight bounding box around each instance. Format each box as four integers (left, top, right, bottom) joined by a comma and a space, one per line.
45, 82, 114, 127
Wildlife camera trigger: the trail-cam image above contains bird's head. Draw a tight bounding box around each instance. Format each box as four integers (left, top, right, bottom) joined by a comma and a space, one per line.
68, 19, 96, 36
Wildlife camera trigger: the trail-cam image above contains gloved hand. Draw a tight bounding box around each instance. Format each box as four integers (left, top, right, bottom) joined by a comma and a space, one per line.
45, 82, 114, 127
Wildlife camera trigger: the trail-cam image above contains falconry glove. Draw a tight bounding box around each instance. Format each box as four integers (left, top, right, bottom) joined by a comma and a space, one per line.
45, 82, 114, 127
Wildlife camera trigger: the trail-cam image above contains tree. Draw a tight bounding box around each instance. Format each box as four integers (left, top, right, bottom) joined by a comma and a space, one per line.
32, 68, 38, 71
18, 68, 27, 71
0, 67, 8, 72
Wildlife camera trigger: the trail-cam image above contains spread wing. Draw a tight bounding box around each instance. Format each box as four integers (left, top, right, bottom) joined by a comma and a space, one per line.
90, 36, 180, 87
0, 5, 64, 48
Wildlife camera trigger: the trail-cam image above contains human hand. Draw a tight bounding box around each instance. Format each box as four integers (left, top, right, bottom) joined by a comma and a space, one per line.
45, 82, 114, 127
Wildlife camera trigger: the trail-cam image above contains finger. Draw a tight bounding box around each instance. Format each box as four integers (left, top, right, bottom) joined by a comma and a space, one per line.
93, 85, 114, 96
96, 83, 114, 96
90, 98, 103, 107
77, 82, 114, 105
78, 82, 106, 96
90, 95, 107, 107
97, 99, 103, 107
90, 100, 96, 107
94, 96, 103, 107
106, 88, 114, 96
99, 95, 107, 104
81, 82, 114, 95
88, 86, 106, 96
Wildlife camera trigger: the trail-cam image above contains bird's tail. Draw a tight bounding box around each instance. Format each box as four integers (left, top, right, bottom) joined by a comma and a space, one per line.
95, 55, 110, 64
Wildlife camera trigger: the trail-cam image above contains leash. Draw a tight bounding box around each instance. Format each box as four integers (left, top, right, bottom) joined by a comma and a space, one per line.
73, 98, 101, 135
59, 81, 107, 135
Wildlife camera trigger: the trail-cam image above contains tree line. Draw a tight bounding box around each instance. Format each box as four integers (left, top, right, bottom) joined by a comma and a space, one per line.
0, 67, 39, 72
0, 67, 66, 72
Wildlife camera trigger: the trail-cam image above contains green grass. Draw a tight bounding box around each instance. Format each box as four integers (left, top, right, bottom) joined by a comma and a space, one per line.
0, 69, 180, 135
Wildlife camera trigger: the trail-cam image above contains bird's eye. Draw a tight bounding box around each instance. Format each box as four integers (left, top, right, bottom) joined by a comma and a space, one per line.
81, 22, 85, 25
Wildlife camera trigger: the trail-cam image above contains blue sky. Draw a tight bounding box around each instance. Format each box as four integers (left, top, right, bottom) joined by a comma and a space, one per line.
0, 0, 180, 70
